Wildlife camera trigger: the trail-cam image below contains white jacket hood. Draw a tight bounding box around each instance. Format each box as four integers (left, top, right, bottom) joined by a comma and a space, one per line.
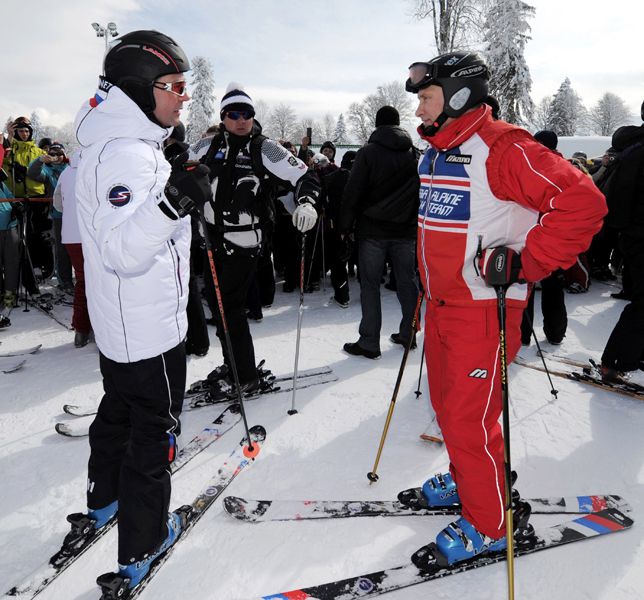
74, 78, 171, 149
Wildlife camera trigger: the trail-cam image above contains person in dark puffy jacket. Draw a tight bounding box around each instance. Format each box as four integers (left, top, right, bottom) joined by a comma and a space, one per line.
340, 105, 420, 358
600, 111, 644, 384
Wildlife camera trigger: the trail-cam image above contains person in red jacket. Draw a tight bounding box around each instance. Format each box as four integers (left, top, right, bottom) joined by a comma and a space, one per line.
405, 51, 606, 566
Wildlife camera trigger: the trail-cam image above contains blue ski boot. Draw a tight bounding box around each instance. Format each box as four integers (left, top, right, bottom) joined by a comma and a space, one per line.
421, 472, 460, 507
117, 511, 183, 589
435, 517, 507, 565
88, 500, 119, 528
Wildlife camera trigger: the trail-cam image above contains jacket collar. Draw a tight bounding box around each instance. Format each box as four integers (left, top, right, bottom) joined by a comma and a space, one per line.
418, 104, 490, 151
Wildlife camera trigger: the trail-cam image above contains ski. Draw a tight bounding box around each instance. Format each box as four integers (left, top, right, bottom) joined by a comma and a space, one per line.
0, 357, 26, 373
186, 367, 337, 409
224, 492, 631, 523
258, 507, 633, 600
55, 417, 93, 438
63, 404, 98, 417
186, 364, 332, 396
5, 404, 243, 598
0, 344, 42, 358
96, 425, 266, 600
29, 298, 73, 331
514, 356, 644, 400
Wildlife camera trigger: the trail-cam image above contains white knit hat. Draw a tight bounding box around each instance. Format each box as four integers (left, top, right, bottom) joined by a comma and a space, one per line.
220, 81, 254, 117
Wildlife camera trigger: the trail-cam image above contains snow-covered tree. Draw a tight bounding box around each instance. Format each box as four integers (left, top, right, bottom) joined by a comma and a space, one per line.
588, 92, 633, 136
531, 96, 552, 131
483, 0, 535, 125
334, 113, 348, 144
321, 113, 335, 142
546, 78, 586, 136
267, 103, 299, 141
409, 0, 487, 52
347, 102, 373, 144
29, 111, 46, 143
348, 81, 414, 143
254, 99, 271, 129
186, 56, 216, 144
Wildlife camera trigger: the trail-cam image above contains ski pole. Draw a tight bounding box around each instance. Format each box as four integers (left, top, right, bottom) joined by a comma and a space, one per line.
288, 233, 306, 416
321, 214, 326, 292
367, 291, 423, 483
524, 312, 559, 399
198, 210, 255, 452
494, 284, 515, 600
414, 340, 425, 398
305, 216, 322, 289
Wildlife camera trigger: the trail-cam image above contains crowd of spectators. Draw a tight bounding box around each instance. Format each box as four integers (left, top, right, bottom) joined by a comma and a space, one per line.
0, 104, 642, 386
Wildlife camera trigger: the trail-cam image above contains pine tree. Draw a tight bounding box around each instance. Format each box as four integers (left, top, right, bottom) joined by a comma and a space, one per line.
547, 77, 585, 136
186, 56, 216, 143
321, 113, 335, 142
334, 114, 348, 144
484, 0, 535, 125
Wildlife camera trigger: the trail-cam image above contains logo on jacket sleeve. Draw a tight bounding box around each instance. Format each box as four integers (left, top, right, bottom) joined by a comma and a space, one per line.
107, 184, 132, 207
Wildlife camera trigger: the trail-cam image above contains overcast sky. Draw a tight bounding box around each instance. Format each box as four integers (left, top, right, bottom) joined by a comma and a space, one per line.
2, 0, 643, 130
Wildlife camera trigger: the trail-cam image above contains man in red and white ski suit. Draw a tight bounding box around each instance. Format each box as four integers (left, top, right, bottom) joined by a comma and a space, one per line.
415, 73, 606, 540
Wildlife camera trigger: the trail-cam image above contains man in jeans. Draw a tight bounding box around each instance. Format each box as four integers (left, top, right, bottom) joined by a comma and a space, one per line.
340, 105, 420, 359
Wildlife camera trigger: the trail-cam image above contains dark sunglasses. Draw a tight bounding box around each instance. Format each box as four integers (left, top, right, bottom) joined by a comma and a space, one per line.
153, 80, 188, 97
226, 110, 254, 121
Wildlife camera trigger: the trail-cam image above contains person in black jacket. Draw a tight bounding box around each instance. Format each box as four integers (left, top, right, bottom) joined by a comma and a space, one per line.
340, 106, 420, 359
190, 83, 320, 393
324, 150, 356, 307
600, 109, 644, 383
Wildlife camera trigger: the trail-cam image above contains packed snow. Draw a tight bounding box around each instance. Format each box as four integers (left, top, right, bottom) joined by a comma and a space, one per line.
0, 276, 641, 599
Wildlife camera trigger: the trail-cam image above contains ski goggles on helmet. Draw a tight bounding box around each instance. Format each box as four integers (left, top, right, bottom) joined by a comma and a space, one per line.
153, 80, 188, 97
225, 110, 255, 121
406, 62, 442, 93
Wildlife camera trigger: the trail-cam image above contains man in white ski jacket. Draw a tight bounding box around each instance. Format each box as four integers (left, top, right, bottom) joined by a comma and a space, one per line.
70, 30, 211, 591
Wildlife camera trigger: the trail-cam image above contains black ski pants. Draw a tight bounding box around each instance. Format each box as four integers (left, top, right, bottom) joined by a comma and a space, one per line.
87, 343, 185, 564
602, 234, 644, 371
203, 248, 259, 384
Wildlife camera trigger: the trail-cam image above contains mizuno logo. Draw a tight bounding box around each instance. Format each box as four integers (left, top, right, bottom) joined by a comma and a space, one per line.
468, 369, 488, 378
445, 154, 472, 164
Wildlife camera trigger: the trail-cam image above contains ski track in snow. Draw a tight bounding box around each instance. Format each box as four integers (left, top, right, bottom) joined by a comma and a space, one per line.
0, 280, 642, 599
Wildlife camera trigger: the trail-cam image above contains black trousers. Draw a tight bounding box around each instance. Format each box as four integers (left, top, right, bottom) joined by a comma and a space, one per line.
602, 234, 644, 371
87, 343, 185, 564
521, 271, 567, 345
203, 247, 259, 383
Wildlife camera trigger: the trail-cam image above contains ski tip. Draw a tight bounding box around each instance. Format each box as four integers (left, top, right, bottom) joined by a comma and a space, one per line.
223, 496, 247, 517
55, 423, 71, 436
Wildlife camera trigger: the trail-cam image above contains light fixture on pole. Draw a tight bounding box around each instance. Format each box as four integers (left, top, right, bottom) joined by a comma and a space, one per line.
91, 21, 119, 53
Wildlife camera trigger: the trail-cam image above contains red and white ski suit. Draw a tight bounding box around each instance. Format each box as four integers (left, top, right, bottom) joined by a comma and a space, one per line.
417, 105, 606, 537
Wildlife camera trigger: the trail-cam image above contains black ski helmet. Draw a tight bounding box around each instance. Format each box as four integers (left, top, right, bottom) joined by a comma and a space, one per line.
103, 30, 190, 117
406, 51, 489, 120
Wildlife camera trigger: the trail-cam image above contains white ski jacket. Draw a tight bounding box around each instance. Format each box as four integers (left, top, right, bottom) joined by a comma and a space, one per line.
73, 80, 191, 363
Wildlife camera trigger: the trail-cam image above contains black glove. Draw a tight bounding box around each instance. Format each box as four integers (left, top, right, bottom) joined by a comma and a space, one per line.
479, 246, 525, 287
161, 158, 211, 219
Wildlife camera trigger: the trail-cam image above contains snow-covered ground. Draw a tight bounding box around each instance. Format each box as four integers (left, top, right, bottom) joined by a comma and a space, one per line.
0, 276, 642, 599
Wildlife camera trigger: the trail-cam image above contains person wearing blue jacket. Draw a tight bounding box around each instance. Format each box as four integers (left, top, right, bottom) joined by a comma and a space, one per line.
0, 177, 19, 327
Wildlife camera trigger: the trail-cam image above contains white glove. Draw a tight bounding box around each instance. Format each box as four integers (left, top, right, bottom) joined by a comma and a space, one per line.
292, 203, 317, 232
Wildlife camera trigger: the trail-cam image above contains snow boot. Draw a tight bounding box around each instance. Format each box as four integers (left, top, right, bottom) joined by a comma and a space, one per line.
116, 511, 183, 589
